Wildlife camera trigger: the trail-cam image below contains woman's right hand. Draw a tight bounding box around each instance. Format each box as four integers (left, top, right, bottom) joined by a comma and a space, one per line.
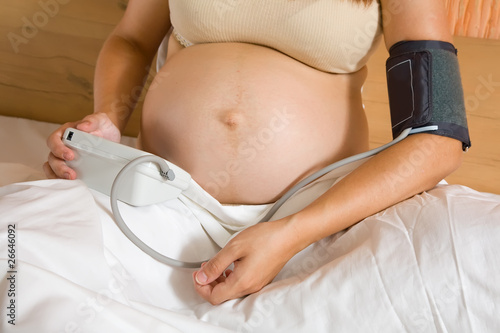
43, 113, 121, 179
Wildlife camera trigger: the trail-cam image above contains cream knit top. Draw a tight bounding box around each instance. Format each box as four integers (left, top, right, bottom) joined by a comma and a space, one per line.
167, 0, 383, 74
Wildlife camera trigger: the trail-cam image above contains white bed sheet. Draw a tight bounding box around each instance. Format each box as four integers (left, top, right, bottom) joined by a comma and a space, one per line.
1, 115, 499, 332
0, 115, 137, 186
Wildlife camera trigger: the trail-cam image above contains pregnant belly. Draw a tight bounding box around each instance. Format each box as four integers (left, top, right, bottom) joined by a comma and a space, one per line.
141, 42, 369, 204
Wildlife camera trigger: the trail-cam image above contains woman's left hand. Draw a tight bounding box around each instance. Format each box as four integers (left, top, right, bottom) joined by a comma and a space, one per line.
193, 218, 300, 305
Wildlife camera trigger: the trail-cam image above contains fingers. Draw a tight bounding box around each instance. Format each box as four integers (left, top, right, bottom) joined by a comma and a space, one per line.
43, 113, 121, 179
193, 247, 244, 305
45, 117, 97, 179
42, 161, 57, 179
192, 221, 294, 305
192, 246, 259, 305
44, 122, 79, 179
224, 269, 233, 278
45, 152, 76, 180
46, 122, 75, 162
76, 113, 121, 142
76, 115, 101, 135
193, 260, 259, 305
193, 270, 232, 305
194, 252, 234, 286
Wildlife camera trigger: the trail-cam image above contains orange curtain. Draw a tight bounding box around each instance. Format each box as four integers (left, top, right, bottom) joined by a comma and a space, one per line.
446, 0, 500, 39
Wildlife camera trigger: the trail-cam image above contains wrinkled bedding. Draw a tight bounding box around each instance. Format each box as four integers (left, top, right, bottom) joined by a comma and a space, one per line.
1, 116, 499, 332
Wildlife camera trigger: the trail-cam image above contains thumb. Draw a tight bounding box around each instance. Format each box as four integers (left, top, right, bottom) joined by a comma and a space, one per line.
75, 118, 99, 133
194, 250, 235, 286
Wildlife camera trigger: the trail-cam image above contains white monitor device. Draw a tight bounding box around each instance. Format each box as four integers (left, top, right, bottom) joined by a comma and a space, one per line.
63, 128, 191, 206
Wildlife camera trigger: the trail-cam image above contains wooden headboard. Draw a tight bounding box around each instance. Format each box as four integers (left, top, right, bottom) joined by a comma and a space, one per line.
1, 0, 499, 194
0, 0, 138, 134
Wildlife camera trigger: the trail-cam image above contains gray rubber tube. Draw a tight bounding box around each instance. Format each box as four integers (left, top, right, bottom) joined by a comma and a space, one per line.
110, 128, 412, 268
110, 154, 206, 268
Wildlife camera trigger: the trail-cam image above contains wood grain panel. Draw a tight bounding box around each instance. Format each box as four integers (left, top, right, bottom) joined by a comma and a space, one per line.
0, 0, 142, 136
446, 0, 500, 39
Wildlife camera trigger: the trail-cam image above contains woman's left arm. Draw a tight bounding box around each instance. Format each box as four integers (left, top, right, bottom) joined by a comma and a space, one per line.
193, 0, 465, 305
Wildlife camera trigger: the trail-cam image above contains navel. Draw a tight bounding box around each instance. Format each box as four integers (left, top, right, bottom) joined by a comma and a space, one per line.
219, 110, 245, 130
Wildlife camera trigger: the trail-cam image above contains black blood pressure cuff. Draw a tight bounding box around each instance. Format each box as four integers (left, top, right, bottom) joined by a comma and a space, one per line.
386, 40, 471, 151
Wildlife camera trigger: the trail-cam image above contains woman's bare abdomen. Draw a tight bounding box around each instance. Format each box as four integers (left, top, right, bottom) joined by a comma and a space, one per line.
141, 42, 369, 204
